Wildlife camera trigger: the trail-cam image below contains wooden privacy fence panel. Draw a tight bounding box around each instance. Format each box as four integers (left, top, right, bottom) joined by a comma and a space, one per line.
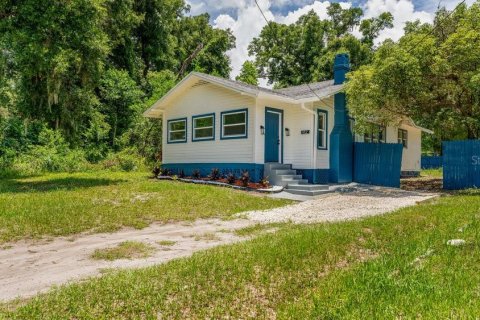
421, 156, 443, 169
353, 143, 403, 188
443, 140, 480, 190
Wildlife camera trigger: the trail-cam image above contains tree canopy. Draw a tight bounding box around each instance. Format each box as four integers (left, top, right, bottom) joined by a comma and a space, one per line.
346, 1, 480, 153
248, 4, 393, 87
236, 61, 259, 85
0, 0, 235, 167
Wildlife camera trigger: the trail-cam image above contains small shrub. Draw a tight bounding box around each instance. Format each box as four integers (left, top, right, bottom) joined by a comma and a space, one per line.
160, 168, 171, 176
102, 149, 144, 172
209, 168, 221, 180
260, 176, 269, 188
178, 170, 185, 178
152, 166, 161, 177
226, 172, 236, 184
240, 170, 250, 187
192, 169, 201, 179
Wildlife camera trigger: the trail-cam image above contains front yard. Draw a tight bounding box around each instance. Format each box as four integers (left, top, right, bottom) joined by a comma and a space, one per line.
2, 191, 480, 318
0, 171, 291, 244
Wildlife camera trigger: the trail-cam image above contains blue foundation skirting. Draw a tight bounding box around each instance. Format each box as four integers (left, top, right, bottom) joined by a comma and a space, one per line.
162, 163, 264, 182
295, 169, 330, 184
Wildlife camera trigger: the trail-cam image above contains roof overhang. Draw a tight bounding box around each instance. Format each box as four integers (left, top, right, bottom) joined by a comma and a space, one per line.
143, 72, 344, 118
143, 73, 256, 118
403, 118, 434, 134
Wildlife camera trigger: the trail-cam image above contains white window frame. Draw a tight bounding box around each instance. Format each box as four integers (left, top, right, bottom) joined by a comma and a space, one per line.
167, 118, 187, 143
317, 110, 327, 150
192, 113, 215, 141
221, 109, 248, 139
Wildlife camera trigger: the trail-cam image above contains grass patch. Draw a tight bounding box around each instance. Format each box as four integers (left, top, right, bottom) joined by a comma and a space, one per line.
421, 168, 443, 178
91, 241, 155, 261
157, 240, 176, 246
4, 194, 480, 318
234, 223, 288, 237
0, 171, 291, 244
193, 232, 220, 241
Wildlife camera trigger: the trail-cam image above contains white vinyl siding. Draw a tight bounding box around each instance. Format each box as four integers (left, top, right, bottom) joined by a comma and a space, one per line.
163, 83, 254, 164
386, 125, 421, 172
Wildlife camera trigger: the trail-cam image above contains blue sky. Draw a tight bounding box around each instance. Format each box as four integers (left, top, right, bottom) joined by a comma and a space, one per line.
185, 0, 473, 80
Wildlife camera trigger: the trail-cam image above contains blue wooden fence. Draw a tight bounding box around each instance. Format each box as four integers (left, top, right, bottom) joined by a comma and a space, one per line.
443, 140, 480, 190
421, 156, 443, 169
353, 142, 403, 188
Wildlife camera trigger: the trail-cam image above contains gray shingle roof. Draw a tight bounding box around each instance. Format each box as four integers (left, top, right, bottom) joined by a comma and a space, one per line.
192, 72, 343, 101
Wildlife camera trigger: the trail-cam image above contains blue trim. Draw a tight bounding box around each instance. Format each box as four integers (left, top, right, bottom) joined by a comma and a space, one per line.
192, 113, 215, 142
317, 109, 328, 150
265, 107, 284, 163
167, 117, 187, 144
220, 108, 248, 140
295, 169, 330, 184
162, 163, 264, 182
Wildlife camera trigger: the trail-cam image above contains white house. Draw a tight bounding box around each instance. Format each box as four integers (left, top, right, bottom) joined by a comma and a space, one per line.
144, 54, 431, 194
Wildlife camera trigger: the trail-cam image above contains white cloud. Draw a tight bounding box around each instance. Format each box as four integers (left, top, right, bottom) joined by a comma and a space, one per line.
213, 0, 273, 81
279, 1, 351, 24
212, 0, 441, 82
362, 0, 433, 44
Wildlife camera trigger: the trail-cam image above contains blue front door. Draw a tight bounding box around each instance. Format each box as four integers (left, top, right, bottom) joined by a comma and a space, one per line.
265, 109, 282, 163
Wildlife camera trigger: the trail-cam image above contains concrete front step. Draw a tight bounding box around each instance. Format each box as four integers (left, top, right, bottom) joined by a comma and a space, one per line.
273, 169, 297, 175
286, 184, 329, 191
281, 178, 309, 185
283, 188, 331, 196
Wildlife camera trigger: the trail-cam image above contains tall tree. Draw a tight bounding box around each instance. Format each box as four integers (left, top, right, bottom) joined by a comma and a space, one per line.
248, 5, 393, 87
3, 0, 110, 142
346, 2, 480, 153
134, 0, 187, 76
360, 12, 394, 47
174, 13, 235, 78
99, 69, 143, 146
236, 61, 259, 85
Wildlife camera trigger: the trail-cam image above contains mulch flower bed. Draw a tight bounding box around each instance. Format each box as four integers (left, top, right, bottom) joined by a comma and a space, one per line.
156, 176, 282, 193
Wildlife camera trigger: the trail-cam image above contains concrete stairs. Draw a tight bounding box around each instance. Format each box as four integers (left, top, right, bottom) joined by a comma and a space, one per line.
264, 163, 330, 196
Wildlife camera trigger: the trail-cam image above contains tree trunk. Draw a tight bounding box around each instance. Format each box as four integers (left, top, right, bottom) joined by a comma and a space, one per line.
112, 114, 117, 147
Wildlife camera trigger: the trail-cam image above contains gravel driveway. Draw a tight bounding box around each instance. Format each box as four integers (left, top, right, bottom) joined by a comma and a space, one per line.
0, 185, 437, 302
245, 184, 438, 223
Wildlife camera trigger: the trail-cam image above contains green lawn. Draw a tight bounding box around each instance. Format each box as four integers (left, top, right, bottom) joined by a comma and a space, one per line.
0, 171, 291, 244
421, 168, 443, 178
2, 193, 480, 318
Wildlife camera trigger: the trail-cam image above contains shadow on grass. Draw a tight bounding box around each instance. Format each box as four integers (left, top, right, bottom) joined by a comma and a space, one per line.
0, 177, 126, 194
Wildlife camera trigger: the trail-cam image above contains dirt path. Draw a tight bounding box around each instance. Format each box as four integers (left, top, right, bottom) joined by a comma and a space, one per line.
0, 219, 253, 302
0, 187, 438, 302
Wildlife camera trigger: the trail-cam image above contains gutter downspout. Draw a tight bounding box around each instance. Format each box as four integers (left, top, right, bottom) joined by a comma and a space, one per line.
301, 102, 317, 183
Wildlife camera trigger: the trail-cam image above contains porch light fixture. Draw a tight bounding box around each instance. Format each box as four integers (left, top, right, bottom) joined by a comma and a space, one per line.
260, 125, 265, 135
285, 128, 290, 136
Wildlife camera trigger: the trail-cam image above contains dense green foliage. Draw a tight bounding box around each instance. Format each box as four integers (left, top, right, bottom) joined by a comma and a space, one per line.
3, 194, 480, 318
236, 61, 259, 85
346, 2, 480, 153
0, 0, 235, 175
248, 4, 393, 87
